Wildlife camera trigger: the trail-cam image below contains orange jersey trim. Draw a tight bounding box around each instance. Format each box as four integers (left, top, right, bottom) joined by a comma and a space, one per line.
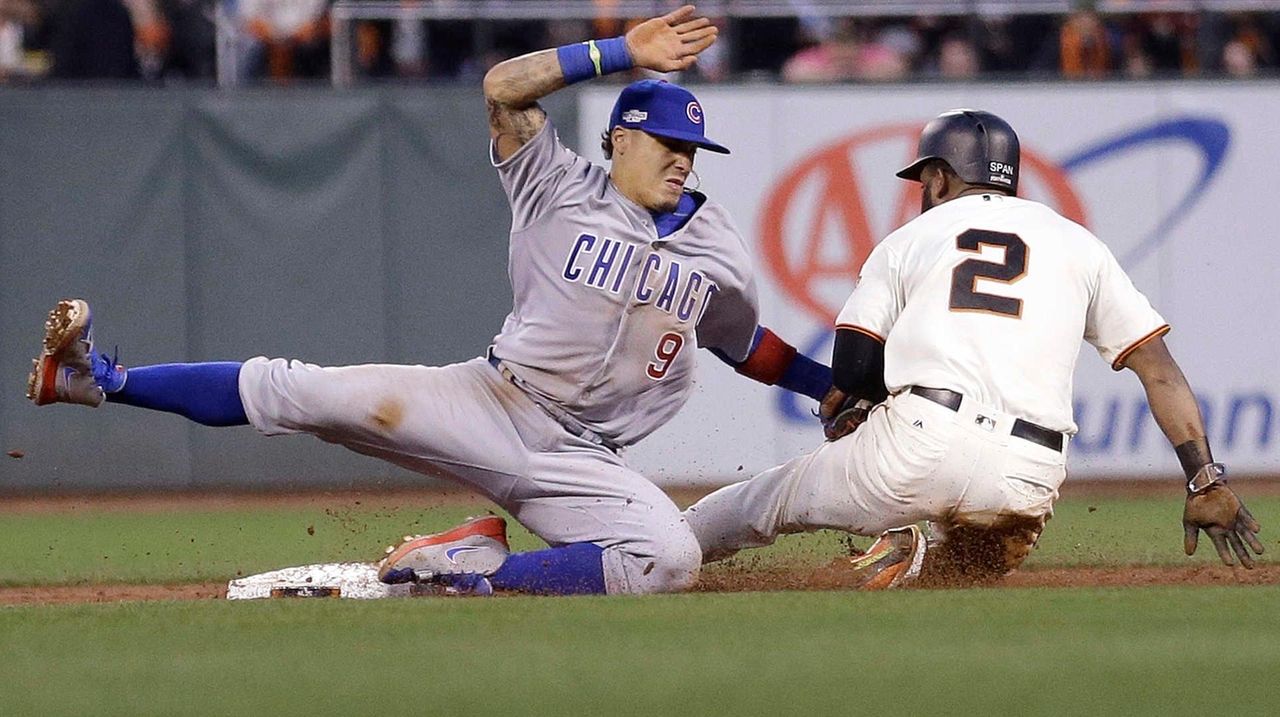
1111, 324, 1171, 370
834, 324, 886, 344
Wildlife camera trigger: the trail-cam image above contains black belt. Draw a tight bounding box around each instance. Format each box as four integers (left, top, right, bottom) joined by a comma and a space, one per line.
908, 386, 1064, 452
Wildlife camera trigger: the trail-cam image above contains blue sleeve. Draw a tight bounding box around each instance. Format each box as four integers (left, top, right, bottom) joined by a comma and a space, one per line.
778, 352, 832, 402
710, 326, 831, 402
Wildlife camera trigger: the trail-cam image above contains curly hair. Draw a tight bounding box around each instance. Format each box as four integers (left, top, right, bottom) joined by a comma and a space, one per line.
600, 130, 615, 160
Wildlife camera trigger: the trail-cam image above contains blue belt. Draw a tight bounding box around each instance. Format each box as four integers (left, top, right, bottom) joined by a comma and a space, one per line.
487, 353, 620, 453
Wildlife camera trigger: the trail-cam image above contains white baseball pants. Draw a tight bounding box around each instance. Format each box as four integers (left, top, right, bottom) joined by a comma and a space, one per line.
684, 390, 1068, 562
238, 356, 700, 594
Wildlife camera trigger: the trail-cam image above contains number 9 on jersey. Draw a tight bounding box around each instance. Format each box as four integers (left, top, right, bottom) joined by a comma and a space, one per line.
646, 332, 686, 380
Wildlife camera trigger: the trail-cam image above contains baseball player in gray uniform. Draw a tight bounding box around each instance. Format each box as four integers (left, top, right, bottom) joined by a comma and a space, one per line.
684, 109, 1263, 588
26, 5, 832, 596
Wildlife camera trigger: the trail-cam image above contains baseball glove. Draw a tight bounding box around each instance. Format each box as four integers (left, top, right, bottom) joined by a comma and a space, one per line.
819, 388, 873, 441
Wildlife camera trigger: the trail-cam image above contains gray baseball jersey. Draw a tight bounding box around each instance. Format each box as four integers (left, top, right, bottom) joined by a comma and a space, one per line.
235, 116, 761, 596
489, 119, 760, 447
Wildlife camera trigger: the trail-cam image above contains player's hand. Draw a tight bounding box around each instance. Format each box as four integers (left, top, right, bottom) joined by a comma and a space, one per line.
1183, 484, 1264, 568
625, 5, 718, 73
819, 388, 870, 442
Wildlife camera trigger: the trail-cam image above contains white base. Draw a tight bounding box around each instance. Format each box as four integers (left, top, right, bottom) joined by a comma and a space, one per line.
226, 562, 413, 600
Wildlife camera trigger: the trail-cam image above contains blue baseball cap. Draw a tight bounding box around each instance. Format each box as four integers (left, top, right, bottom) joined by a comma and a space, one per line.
608, 79, 730, 155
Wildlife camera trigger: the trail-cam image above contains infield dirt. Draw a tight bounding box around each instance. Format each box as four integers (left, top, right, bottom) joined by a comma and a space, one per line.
3, 479, 1277, 605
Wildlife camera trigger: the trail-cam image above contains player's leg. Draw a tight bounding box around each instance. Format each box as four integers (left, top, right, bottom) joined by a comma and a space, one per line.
914, 430, 1065, 586
499, 444, 702, 595
378, 434, 702, 596
238, 355, 542, 488
684, 392, 966, 563
245, 355, 698, 596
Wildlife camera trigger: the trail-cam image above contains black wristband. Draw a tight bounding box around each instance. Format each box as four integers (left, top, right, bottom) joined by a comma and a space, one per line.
1174, 440, 1214, 481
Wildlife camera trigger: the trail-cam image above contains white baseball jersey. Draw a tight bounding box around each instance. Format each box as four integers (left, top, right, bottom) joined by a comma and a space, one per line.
686, 192, 1168, 560
835, 193, 1168, 434
489, 119, 760, 447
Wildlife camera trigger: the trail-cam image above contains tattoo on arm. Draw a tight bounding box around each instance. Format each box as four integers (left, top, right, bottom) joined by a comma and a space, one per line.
487, 98, 547, 160
485, 50, 563, 160
1175, 439, 1214, 480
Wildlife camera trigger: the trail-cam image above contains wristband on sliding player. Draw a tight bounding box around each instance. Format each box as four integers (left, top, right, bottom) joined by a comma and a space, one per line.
556, 37, 633, 84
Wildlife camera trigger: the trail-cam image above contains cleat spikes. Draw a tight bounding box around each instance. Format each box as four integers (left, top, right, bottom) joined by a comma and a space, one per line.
27, 299, 103, 408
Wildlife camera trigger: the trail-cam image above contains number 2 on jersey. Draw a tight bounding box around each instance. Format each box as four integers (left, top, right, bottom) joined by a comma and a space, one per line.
646, 332, 685, 380
949, 229, 1027, 318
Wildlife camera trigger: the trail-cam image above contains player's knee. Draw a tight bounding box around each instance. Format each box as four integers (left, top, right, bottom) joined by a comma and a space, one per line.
243, 357, 351, 434
638, 530, 703, 594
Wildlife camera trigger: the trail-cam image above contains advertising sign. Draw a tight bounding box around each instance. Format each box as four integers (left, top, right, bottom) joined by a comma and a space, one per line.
581, 83, 1277, 483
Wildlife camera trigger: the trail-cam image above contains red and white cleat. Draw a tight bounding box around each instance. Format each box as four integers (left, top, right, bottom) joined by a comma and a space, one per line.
26, 299, 104, 407
378, 515, 510, 585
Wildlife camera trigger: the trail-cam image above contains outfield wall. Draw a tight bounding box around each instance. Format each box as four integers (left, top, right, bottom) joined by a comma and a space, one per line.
0, 83, 1275, 490
0, 88, 572, 490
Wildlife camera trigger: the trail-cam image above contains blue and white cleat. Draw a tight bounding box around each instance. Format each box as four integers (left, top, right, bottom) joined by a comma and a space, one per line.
26, 299, 108, 407
378, 515, 510, 587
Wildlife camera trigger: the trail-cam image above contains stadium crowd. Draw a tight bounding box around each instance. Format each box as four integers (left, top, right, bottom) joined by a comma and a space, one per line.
0, 1, 1277, 84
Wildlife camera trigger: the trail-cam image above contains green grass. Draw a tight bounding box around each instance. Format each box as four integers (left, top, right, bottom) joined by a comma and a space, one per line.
2, 492, 1278, 716
0, 503, 524, 586
3, 588, 1279, 716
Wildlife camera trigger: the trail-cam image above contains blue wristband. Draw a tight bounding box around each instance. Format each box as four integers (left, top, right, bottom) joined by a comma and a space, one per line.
778, 352, 833, 402
596, 36, 633, 74
556, 36, 633, 85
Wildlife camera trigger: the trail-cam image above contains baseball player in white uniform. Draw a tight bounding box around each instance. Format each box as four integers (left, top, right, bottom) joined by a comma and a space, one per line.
26, 5, 833, 596
684, 110, 1263, 588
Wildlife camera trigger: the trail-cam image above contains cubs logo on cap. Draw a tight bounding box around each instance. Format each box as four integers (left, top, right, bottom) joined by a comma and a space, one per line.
686, 102, 703, 124
609, 79, 730, 154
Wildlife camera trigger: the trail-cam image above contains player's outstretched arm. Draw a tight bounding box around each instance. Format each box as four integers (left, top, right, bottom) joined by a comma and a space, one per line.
1123, 337, 1263, 567
485, 4, 717, 161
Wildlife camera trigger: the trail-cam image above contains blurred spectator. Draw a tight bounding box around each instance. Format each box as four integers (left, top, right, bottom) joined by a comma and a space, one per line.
1141, 13, 1183, 72
1139, 12, 1197, 74
50, 0, 139, 78
122, 0, 170, 78
973, 15, 1020, 73
1227, 12, 1274, 70
782, 18, 907, 83
22, 4, 1280, 85
1222, 39, 1258, 77
236, 0, 329, 82
856, 22, 910, 80
685, 15, 729, 82
0, 0, 39, 78
1060, 8, 1111, 78
781, 17, 856, 82
936, 34, 980, 79
390, 18, 426, 77
160, 0, 216, 78
1119, 27, 1153, 78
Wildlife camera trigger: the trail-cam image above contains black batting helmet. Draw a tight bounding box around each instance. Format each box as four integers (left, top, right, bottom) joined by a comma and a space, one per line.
896, 109, 1020, 193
